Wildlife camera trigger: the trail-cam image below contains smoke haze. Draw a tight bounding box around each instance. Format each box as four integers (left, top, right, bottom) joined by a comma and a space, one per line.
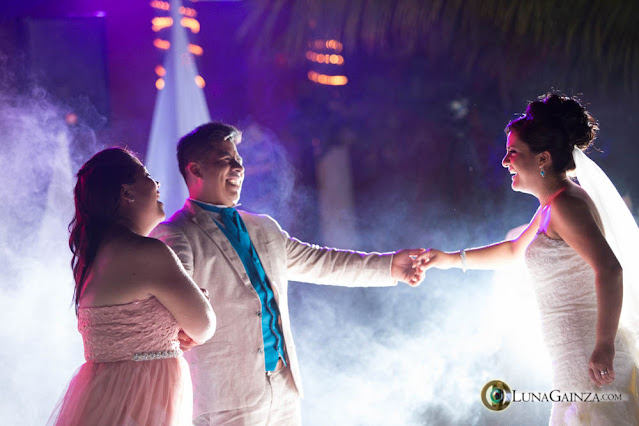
0, 86, 99, 425
1, 93, 557, 425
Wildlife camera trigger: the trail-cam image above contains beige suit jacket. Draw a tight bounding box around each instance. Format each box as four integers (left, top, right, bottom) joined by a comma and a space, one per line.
150, 200, 396, 417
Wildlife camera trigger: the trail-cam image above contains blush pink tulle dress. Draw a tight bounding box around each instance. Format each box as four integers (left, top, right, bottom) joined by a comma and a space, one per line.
48, 297, 193, 425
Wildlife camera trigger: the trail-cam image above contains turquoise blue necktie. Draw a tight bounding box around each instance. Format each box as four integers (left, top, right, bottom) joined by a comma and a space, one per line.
196, 204, 259, 276
219, 207, 251, 252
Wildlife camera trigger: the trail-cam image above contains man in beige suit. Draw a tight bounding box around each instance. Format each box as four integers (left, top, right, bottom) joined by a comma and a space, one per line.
151, 122, 426, 425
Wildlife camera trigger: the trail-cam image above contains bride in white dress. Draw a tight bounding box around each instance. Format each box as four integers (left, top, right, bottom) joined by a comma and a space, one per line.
417, 93, 639, 425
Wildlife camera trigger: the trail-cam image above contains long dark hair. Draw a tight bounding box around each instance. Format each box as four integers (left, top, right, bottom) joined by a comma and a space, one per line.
69, 147, 140, 313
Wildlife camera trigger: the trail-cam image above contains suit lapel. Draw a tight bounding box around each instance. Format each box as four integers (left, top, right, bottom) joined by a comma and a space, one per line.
185, 201, 253, 289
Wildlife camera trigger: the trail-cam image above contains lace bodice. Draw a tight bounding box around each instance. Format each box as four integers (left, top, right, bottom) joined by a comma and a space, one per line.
78, 297, 181, 362
525, 232, 598, 318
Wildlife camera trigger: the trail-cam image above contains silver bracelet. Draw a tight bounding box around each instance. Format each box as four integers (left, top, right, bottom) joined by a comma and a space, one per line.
460, 249, 468, 273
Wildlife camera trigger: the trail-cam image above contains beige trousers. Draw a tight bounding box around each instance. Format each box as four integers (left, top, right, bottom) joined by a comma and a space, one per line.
193, 365, 301, 426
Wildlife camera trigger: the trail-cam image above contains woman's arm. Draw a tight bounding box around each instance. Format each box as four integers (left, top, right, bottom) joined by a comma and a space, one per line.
417, 207, 542, 271
550, 193, 622, 386
137, 237, 216, 344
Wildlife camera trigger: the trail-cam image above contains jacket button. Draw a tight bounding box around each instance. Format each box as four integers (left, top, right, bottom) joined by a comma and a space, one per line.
257, 348, 263, 354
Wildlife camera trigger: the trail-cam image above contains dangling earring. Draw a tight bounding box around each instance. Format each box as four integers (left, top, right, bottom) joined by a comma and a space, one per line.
540, 168, 546, 178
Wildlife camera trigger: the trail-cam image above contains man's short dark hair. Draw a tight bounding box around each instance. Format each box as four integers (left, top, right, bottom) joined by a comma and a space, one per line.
177, 121, 242, 183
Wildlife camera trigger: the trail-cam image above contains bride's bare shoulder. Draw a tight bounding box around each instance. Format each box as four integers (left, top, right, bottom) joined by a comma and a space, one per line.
552, 184, 603, 231
560, 184, 598, 208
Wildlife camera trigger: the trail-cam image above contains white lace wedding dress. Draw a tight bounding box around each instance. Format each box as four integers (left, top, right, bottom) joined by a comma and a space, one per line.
525, 232, 639, 425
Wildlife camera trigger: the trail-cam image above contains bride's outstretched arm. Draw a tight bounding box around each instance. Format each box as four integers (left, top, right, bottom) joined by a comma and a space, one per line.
414, 207, 542, 271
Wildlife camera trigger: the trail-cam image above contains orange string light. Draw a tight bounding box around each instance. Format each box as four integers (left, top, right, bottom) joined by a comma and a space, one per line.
152, 17, 173, 32
188, 44, 203, 56
153, 39, 170, 50
181, 17, 200, 33
307, 70, 348, 86
305, 51, 344, 65
325, 39, 343, 52
329, 54, 344, 65
179, 6, 197, 17
308, 39, 343, 53
152, 2, 203, 90
150, 0, 170, 11
154, 65, 166, 76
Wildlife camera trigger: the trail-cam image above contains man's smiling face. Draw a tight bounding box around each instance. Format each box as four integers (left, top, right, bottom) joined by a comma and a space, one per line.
197, 139, 244, 206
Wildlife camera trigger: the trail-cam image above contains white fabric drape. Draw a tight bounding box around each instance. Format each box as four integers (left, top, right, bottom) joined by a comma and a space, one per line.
573, 147, 639, 361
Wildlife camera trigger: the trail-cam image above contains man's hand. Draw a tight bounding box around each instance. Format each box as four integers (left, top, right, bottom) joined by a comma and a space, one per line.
178, 330, 199, 351
391, 248, 427, 287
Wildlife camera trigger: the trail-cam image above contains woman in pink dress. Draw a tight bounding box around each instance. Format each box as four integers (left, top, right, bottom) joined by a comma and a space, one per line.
49, 147, 216, 425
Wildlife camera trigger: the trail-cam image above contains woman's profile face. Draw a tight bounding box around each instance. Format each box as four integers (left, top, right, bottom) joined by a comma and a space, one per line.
502, 131, 540, 194
128, 164, 165, 225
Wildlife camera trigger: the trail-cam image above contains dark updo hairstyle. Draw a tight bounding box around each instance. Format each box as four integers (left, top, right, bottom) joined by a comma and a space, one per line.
505, 93, 599, 173
68, 147, 141, 312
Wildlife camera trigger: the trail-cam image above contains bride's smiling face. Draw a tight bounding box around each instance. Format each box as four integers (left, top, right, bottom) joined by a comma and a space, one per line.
502, 131, 541, 194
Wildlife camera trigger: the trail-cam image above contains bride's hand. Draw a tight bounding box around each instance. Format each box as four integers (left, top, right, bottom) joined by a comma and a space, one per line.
412, 249, 458, 270
588, 343, 615, 386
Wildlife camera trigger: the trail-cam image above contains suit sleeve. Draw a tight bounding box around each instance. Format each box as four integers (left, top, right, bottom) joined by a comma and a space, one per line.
150, 222, 195, 277
272, 220, 396, 287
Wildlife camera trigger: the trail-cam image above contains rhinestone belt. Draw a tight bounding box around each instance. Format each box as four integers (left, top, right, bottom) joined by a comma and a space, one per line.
132, 349, 183, 362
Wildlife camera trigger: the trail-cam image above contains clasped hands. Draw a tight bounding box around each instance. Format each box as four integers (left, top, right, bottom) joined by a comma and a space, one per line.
391, 247, 454, 286
391, 248, 431, 287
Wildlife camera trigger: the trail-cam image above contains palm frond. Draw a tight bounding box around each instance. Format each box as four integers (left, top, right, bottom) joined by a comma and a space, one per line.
241, 0, 639, 92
